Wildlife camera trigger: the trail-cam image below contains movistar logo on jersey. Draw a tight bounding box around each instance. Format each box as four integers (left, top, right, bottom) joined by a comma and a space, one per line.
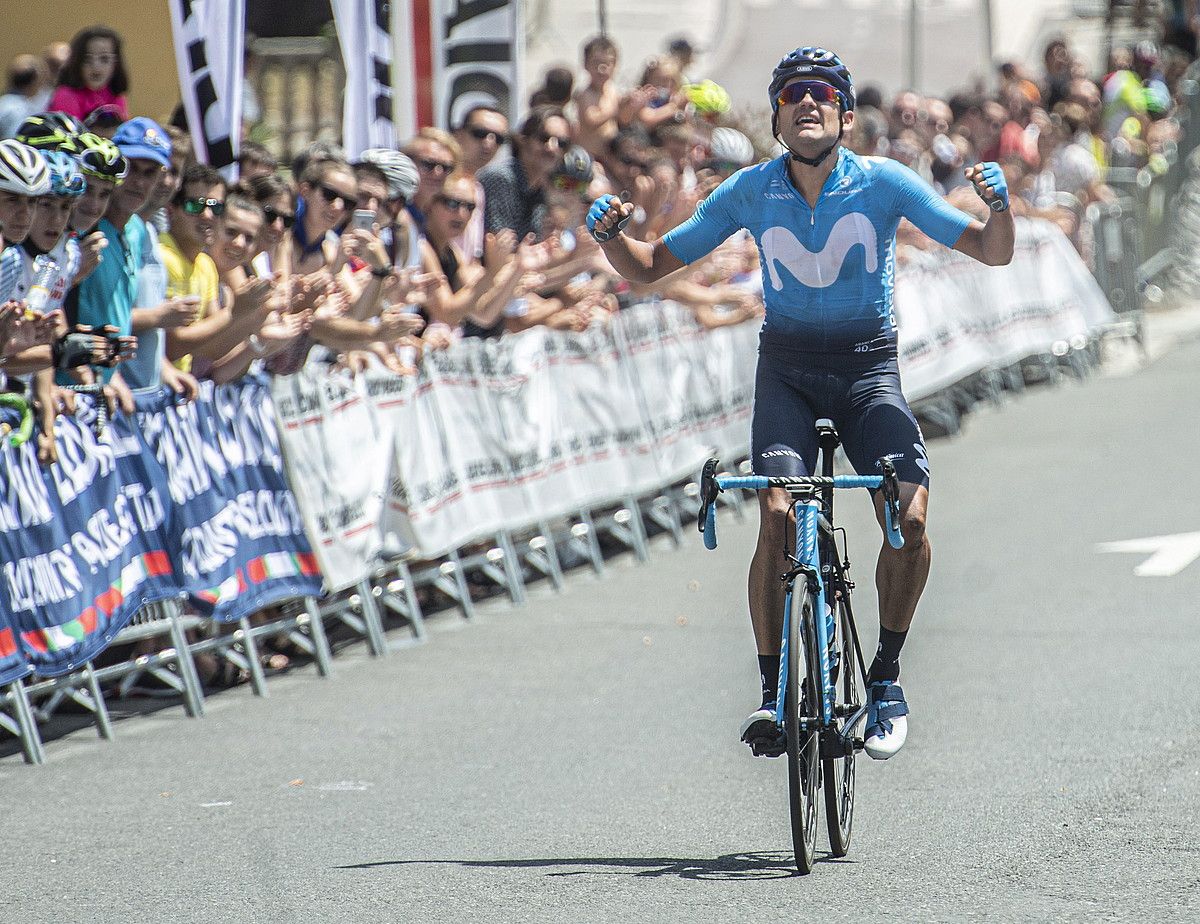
761, 213, 878, 290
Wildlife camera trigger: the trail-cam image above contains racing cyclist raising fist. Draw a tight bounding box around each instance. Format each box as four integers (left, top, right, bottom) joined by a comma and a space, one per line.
588, 47, 1013, 761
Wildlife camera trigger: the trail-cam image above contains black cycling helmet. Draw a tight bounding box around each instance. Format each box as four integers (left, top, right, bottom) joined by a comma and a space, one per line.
15, 111, 84, 153
769, 46, 855, 167
769, 46, 855, 113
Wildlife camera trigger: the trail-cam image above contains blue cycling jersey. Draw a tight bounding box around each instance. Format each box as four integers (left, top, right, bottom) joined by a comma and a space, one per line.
662, 148, 973, 353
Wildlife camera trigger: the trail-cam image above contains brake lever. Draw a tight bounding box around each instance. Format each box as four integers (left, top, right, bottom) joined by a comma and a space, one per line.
698, 458, 721, 533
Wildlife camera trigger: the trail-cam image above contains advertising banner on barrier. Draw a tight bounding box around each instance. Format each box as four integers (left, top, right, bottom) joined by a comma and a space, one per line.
0, 411, 181, 679
896, 218, 1115, 400
137, 377, 322, 621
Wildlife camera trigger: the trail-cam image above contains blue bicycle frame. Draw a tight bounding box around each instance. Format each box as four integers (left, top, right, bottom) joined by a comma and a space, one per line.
700, 467, 904, 734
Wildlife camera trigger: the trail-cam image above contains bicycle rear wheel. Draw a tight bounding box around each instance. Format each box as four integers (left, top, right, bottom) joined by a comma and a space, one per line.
786, 585, 821, 874
823, 588, 861, 856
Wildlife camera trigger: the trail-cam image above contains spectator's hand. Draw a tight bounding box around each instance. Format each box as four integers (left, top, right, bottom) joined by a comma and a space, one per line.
342, 228, 390, 272
484, 229, 518, 268
161, 363, 200, 401
377, 308, 425, 342
293, 270, 334, 310
77, 231, 108, 280
422, 322, 455, 351
626, 85, 658, 113
104, 374, 134, 416
233, 277, 273, 316
335, 350, 372, 375
53, 385, 76, 416
157, 295, 202, 328
258, 310, 311, 355
631, 173, 655, 208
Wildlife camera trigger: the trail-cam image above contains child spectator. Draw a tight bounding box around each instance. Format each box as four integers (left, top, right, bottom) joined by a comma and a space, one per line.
49, 26, 130, 124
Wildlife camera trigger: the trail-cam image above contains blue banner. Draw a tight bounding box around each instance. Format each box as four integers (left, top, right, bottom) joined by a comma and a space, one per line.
0, 407, 181, 678
136, 375, 322, 622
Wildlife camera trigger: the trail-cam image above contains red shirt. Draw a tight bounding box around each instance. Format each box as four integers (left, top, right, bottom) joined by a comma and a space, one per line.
47, 85, 129, 122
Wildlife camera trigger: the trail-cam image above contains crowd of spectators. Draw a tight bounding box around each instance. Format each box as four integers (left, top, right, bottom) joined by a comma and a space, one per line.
0, 17, 1196, 680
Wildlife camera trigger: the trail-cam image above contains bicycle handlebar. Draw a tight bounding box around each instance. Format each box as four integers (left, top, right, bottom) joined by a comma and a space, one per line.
698, 458, 905, 551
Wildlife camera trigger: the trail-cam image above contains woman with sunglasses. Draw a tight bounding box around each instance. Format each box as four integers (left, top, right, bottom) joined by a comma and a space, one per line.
588, 45, 1015, 763
419, 171, 526, 337
293, 156, 358, 276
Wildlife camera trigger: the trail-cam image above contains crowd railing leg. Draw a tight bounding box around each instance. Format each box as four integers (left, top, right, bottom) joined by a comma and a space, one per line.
300, 597, 335, 675
82, 662, 114, 741
166, 600, 206, 718
1, 679, 45, 765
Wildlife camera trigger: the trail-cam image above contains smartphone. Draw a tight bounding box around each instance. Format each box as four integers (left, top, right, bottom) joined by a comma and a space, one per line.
351, 209, 376, 231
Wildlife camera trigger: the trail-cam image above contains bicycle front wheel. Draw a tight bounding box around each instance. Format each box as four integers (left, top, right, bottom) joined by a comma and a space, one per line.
823, 588, 860, 857
786, 585, 821, 874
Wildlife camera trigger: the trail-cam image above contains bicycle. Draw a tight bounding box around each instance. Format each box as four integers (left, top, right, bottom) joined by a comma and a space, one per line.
697, 419, 904, 874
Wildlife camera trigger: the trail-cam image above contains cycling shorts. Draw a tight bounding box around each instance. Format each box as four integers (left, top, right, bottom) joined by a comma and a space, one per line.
750, 343, 930, 488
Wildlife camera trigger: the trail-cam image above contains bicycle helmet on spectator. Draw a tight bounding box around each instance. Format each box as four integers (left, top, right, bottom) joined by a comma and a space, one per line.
707, 127, 756, 168
768, 46, 855, 167
15, 112, 83, 153
0, 140, 51, 196
40, 150, 86, 198
73, 131, 129, 184
359, 148, 419, 202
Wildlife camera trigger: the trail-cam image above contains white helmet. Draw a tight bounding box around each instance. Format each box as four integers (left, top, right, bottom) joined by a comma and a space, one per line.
708, 127, 756, 168
0, 139, 51, 196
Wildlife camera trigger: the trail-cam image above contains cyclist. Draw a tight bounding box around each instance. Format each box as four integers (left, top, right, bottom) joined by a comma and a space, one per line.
588, 47, 1014, 760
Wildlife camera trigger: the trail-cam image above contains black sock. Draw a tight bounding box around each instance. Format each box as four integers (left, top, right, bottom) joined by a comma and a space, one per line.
758, 654, 780, 707
868, 626, 908, 683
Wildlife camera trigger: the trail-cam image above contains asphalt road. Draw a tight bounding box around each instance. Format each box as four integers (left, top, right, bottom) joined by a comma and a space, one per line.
3, 332, 1200, 924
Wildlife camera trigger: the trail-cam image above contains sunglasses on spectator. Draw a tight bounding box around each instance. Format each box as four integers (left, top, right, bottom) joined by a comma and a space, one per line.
466, 127, 505, 145
318, 184, 358, 209
415, 157, 454, 175
434, 194, 476, 214
776, 81, 841, 107
263, 206, 296, 229
180, 196, 225, 216
535, 131, 570, 147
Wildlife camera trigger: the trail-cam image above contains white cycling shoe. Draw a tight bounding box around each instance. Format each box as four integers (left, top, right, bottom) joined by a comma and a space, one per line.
863, 680, 908, 760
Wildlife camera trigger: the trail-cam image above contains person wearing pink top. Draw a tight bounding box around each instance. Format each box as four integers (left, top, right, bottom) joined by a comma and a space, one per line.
48, 26, 129, 122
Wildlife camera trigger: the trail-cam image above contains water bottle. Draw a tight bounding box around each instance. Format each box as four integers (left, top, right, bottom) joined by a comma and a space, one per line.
25, 255, 59, 317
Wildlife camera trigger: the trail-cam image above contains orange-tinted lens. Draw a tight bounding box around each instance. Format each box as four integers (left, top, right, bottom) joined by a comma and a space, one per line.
777, 81, 840, 107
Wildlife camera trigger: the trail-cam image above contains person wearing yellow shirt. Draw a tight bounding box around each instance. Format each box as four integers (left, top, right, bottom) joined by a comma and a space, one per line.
162, 163, 274, 377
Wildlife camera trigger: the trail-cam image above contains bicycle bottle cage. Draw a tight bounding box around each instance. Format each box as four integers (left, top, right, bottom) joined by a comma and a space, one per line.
697, 458, 722, 532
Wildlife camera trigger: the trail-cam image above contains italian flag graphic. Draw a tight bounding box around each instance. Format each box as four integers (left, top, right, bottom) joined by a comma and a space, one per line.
22, 550, 173, 654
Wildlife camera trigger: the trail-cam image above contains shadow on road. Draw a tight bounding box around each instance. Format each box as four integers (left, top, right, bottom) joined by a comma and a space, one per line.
337, 850, 857, 880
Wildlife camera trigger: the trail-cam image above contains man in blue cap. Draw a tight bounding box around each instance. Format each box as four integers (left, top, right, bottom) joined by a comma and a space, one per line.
91, 116, 198, 397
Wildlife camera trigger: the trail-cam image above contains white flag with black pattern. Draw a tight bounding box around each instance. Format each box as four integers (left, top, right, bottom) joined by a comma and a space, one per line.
168, 0, 244, 176
332, 0, 397, 158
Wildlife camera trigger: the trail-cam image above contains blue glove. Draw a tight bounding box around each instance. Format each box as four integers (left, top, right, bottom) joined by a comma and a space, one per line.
586, 194, 630, 242
975, 161, 1009, 212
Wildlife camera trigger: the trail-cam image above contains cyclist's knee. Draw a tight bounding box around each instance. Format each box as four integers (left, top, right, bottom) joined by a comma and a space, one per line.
757, 490, 793, 536
899, 507, 927, 546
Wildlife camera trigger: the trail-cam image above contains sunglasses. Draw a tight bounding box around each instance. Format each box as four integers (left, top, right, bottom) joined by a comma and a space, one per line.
77, 147, 129, 180
180, 196, 225, 216
318, 184, 358, 210
263, 206, 295, 229
467, 127, 505, 144
776, 81, 841, 108
415, 157, 453, 175
435, 195, 476, 214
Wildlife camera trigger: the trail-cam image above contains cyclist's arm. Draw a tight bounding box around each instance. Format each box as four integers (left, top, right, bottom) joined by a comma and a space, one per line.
598, 171, 743, 283
951, 206, 1014, 266
598, 231, 685, 284
887, 159, 1013, 266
